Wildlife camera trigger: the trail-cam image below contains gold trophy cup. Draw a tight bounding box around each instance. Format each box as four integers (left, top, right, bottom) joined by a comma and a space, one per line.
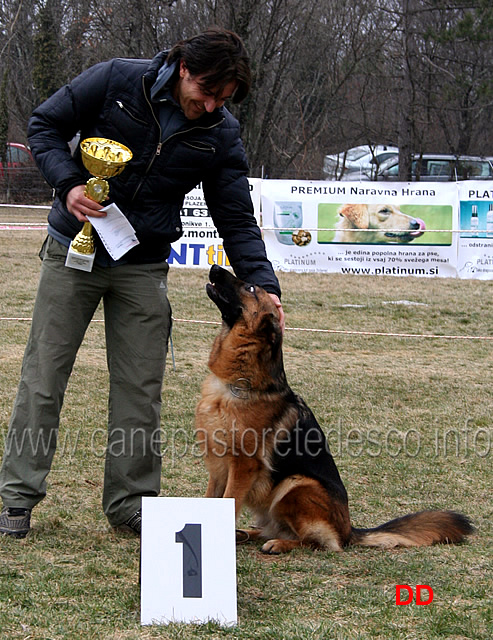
68, 137, 133, 263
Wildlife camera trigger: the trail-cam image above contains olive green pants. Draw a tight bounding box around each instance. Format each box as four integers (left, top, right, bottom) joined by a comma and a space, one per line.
0, 236, 171, 526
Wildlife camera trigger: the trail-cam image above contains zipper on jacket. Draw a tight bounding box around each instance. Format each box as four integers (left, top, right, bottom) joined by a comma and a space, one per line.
130, 78, 164, 200
116, 100, 149, 126
131, 76, 224, 201
183, 140, 216, 153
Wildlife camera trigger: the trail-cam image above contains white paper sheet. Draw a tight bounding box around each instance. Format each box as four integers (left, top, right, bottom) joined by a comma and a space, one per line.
89, 202, 140, 260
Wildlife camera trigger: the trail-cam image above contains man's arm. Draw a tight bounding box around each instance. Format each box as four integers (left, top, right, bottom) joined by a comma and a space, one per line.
27, 61, 113, 202
202, 127, 281, 299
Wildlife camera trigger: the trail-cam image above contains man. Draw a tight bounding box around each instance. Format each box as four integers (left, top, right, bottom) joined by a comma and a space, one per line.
0, 28, 283, 538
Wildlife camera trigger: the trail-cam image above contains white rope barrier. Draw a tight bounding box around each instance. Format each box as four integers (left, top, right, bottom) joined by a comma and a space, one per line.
1, 315, 492, 341
0, 223, 47, 230
0, 204, 50, 210
0, 222, 485, 233
262, 226, 493, 234
172, 318, 493, 340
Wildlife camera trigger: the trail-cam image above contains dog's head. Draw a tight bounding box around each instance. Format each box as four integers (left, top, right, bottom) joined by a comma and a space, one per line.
338, 203, 426, 243
205, 265, 283, 385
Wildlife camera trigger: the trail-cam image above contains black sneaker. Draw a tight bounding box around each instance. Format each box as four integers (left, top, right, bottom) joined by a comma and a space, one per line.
114, 509, 141, 536
0, 507, 31, 539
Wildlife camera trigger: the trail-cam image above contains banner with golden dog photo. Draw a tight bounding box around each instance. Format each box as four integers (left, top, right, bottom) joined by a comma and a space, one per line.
261, 180, 458, 278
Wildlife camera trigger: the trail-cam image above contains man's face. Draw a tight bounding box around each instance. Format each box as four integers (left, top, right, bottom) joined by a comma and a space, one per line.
174, 60, 237, 120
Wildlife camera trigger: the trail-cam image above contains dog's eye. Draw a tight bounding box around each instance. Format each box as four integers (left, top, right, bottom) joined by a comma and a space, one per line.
378, 208, 391, 220
245, 285, 255, 294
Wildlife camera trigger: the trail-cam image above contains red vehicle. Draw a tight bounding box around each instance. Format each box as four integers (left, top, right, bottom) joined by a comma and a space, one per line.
0, 142, 34, 172
0, 142, 52, 203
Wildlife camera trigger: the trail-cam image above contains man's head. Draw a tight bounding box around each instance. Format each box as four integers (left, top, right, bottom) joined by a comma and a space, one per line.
167, 28, 251, 120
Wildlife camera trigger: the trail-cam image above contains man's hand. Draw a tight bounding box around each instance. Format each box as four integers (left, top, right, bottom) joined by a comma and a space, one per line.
66, 185, 107, 222
268, 293, 285, 334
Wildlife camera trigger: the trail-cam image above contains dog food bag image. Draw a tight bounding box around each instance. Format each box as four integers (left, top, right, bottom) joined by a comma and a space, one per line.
461, 203, 480, 238
487, 203, 493, 237
274, 201, 303, 245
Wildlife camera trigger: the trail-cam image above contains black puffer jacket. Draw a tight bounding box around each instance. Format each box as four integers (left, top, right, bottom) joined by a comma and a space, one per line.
27, 51, 281, 297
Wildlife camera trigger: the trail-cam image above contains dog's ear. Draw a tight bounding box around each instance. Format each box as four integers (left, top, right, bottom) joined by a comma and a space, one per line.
257, 311, 282, 350
338, 204, 369, 229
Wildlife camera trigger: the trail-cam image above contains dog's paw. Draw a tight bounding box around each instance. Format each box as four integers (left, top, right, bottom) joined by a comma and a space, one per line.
261, 539, 301, 554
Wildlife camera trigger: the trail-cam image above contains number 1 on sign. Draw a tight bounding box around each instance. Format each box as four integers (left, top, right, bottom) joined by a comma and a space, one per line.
175, 523, 202, 598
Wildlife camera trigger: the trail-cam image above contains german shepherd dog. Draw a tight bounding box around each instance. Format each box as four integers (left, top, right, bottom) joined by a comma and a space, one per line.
195, 265, 473, 554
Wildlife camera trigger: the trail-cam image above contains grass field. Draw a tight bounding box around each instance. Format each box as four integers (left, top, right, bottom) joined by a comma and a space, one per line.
0, 208, 491, 639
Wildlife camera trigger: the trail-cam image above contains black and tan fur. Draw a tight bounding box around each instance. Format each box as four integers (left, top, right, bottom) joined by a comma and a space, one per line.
195, 265, 473, 554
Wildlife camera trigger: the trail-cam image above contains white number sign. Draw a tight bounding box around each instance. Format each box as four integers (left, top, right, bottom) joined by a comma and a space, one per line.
140, 497, 237, 626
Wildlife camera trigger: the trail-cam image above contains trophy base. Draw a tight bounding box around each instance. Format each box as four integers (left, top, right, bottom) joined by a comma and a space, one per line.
65, 242, 96, 272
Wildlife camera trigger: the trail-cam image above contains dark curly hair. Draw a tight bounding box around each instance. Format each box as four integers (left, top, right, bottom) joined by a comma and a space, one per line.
166, 27, 251, 104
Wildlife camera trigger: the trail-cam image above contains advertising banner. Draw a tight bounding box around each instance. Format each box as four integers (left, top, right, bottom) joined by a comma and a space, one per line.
168, 178, 261, 269
165, 177, 493, 280
457, 182, 493, 279
261, 180, 459, 278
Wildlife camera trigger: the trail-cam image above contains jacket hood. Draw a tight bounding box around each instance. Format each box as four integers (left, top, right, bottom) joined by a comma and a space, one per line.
150, 59, 178, 103
142, 50, 170, 88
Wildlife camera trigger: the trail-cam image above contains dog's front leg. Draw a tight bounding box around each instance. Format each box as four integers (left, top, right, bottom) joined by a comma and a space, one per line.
222, 457, 260, 521
205, 474, 226, 498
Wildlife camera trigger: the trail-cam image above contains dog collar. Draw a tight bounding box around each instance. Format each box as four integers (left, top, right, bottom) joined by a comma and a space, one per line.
228, 378, 252, 399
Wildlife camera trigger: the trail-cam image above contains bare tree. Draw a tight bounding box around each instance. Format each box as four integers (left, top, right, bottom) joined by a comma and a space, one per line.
419, 0, 493, 156
1, 0, 492, 189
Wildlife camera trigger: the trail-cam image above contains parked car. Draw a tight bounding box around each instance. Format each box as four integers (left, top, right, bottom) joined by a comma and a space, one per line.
0, 142, 52, 203
0, 142, 33, 172
323, 144, 399, 180
376, 154, 493, 181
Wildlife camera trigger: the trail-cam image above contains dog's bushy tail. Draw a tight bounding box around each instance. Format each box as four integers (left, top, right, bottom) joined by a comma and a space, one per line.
350, 510, 474, 548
